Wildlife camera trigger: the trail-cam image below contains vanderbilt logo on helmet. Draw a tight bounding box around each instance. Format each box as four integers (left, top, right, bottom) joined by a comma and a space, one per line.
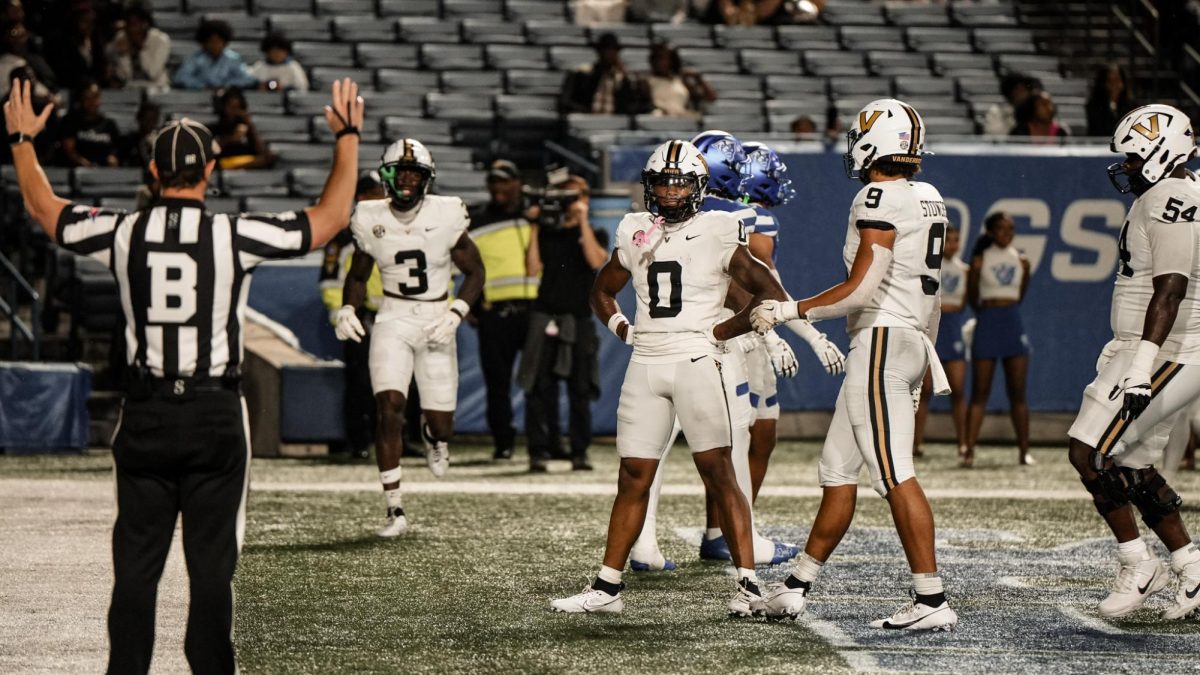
402, 140, 415, 161
859, 110, 883, 133
1131, 115, 1161, 141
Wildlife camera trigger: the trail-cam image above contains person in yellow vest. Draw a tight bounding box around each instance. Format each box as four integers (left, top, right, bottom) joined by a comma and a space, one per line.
320, 172, 386, 459
468, 159, 540, 461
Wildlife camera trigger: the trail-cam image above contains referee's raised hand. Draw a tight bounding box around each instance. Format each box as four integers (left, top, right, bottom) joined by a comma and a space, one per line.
4, 78, 54, 138
324, 77, 365, 138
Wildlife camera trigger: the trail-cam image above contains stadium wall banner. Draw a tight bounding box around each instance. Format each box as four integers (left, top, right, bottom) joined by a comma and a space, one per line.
252, 147, 1130, 434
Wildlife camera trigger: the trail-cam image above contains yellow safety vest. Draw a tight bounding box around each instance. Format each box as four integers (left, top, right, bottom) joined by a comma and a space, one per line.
320, 242, 384, 320
469, 217, 539, 304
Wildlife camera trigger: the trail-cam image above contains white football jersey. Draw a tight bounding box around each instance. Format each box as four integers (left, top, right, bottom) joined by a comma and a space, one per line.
940, 256, 969, 308
615, 210, 747, 363
1110, 171, 1200, 364
842, 180, 947, 333
350, 195, 469, 316
977, 245, 1025, 302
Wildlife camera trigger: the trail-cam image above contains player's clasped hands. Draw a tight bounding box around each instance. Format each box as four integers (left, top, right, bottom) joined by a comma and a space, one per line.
750, 299, 799, 333
334, 305, 365, 343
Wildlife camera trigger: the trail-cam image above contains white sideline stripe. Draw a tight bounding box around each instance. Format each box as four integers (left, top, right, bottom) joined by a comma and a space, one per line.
248, 481, 1087, 500
1057, 606, 1126, 635
797, 615, 880, 672
997, 576, 1030, 589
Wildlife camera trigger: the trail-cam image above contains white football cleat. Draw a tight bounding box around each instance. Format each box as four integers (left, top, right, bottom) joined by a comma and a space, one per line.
870, 598, 958, 631
728, 579, 766, 618
763, 583, 809, 620
1098, 556, 1170, 617
1161, 565, 1200, 620
421, 421, 450, 478
377, 507, 408, 538
550, 585, 624, 614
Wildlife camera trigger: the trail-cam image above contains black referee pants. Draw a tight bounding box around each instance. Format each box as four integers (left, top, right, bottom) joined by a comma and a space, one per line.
106, 388, 248, 675
477, 302, 530, 453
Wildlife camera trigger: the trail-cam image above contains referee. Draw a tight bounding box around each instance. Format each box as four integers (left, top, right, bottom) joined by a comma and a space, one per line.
5, 78, 365, 674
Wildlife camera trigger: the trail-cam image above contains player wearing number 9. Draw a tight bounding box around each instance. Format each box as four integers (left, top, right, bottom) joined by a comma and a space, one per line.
336, 138, 486, 538
754, 99, 959, 631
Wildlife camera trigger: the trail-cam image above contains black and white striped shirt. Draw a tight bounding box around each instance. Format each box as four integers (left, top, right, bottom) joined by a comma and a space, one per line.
56, 198, 312, 378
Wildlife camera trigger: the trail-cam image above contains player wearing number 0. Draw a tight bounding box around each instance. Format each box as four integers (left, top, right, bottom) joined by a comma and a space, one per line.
754, 99, 958, 631
550, 139, 790, 617
335, 139, 485, 537
1065, 104, 1200, 621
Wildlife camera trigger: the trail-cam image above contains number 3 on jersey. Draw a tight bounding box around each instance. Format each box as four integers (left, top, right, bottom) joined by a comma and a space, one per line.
647, 260, 682, 318
393, 249, 429, 295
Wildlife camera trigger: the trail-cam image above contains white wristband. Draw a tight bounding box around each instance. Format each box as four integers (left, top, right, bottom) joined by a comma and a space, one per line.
448, 298, 470, 318
1130, 340, 1160, 376
607, 313, 632, 344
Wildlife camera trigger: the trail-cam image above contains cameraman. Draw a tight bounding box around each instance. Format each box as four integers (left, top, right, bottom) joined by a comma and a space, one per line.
518, 174, 608, 472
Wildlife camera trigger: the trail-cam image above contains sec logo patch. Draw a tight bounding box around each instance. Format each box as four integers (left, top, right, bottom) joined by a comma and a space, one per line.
372, 225, 386, 238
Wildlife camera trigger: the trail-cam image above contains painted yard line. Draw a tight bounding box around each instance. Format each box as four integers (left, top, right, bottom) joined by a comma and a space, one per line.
795, 614, 881, 673
248, 481, 1089, 500
1056, 605, 1127, 635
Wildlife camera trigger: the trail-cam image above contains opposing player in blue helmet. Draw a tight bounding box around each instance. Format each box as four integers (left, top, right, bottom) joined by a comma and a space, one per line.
736, 141, 844, 511
690, 129, 748, 199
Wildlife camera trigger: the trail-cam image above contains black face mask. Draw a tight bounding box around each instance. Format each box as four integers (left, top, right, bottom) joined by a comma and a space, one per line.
1107, 161, 1153, 195
641, 172, 707, 223
381, 163, 433, 211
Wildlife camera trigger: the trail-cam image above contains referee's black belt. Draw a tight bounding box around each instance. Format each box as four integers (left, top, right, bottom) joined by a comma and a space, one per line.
127, 375, 241, 400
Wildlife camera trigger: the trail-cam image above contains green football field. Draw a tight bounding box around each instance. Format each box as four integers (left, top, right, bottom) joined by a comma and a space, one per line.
2, 441, 1199, 673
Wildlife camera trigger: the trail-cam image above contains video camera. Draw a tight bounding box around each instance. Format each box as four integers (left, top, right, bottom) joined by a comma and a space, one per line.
525, 167, 582, 230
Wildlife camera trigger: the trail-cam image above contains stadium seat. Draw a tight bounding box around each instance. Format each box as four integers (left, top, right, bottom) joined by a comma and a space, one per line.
713, 24, 775, 49
358, 144, 387, 170
98, 196, 139, 211
840, 26, 908, 52
150, 0, 183, 13
549, 46, 595, 71
426, 93, 495, 122
704, 98, 759, 115
956, 76, 1004, 104
369, 93, 427, 117
308, 67, 374, 91
704, 73, 763, 100
829, 76, 892, 101
678, 47, 742, 75
244, 90, 285, 115
526, 20, 587, 46
435, 168, 489, 193
398, 18, 463, 44
634, 114, 699, 133
334, 17, 398, 43
739, 49, 801, 76
222, 169, 291, 197
286, 90, 334, 116
244, 196, 308, 212
376, 69, 440, 94
931, 52, 996, 76
253, 114, 312, 142
421, 44, 485, 70
566, 113, 630, 134
357, 44, 421, 70
443, 0, 504, 18
292, 42, 355, 68
314, 0, 374, 16
311, 115, 384, 143
290, 168, 329, 197
203, 12, 266, 41
266, 16, 331, 42
462, 18, 526, 44
953, 3, 1020, 27
186, 0, 244, 13
251, 0, 314, 14
907, 27, 975, 54
377, 0, 440, 15
924, 116, 977, 136
702, 113, 765, 135
441, 70, 505, 93
803, 50, 868, 78
996, 54, 1060, 78
973, 28, 1038, 55
1038, 76, 1088, 104
587, 24, 651, 48
505, 69, 565, 96
486, 45, 550, 70
168, 39, 199, 69
894, 75, 956, 100
906, 100, 970, 118
822, 3, 886, 26
149, 90, 215, 120
424, 144, 474, 168
867, 51, 931, 77
382, 117, 455, 145
506, 0, 566, 21
885, 3, 950, 27
763, 75, 827, 99
774, 25, 838, 50
73, 168, 144, 197
650, 23, 714, 48
102, 89, 145, 116
495, 94, 556, 119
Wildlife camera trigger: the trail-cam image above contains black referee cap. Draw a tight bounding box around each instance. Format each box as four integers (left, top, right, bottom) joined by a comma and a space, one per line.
152, 118, 218, 180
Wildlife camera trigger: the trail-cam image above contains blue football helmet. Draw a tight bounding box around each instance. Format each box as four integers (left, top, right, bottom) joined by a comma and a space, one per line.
740, 141, 796, 207
689, 130, 746, 199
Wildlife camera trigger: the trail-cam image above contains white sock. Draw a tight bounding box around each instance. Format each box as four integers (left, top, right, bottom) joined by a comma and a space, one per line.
737, 567, 758, 584
384, 489, 403, 510
1170, 543, 1200, 573
705, 527, 723, 541
598, 565, 623, 585
912, 572, 944, 597
379, 467, 402, 487
753, 534, 777, 563
792, 553, 824, 584
1117, 538, 1150, 563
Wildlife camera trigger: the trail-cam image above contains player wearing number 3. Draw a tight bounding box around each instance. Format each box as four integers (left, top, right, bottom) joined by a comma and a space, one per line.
753, 100, 959, 631
335, 138, 485, 537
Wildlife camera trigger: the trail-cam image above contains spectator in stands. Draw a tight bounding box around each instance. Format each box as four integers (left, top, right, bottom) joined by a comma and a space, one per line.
250, 32, 309, 93
709, 0, 821, 24
172, 19, 256, 91
1086, 63, 1135, 138
0, 21, 55, 98
1011, 90, 1068, 143
983, 73, 1040, 137
790, 114, 816, 138
119, 100, 159, 169
644, 42, 715, 120
58, 81, 119, 168
3, 0, 22, 24
43, 1, 105, 91
212, 87, 274, 170
559, 32, 646, 115
106, 2, 170, 93
627, 0, 689, 23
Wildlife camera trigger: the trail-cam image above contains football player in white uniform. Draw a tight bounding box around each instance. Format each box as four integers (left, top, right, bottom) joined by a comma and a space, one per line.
1065, 104, 1200, 620
550, 140, 789, 617
335, 139, 485, 537
753, 100, 958, 631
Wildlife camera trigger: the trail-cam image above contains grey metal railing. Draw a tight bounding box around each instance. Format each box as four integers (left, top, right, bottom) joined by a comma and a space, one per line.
0, 250, 41, 360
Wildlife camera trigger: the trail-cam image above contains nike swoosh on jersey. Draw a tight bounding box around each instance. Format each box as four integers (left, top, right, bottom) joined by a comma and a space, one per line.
1186, 583, 1200, 599
691, 355, 706, 362
1138, 569, 1159, 594
685, 234, 701, 240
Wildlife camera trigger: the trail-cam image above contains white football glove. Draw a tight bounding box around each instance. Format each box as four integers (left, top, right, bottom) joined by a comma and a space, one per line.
788, 319, 845, 376
425, 299, 469, 346
732, 332, 760, 354
334, 305, 365, 343
751, 299, 800, 333
763, 331, 798, 378
703, 325, 725, 349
